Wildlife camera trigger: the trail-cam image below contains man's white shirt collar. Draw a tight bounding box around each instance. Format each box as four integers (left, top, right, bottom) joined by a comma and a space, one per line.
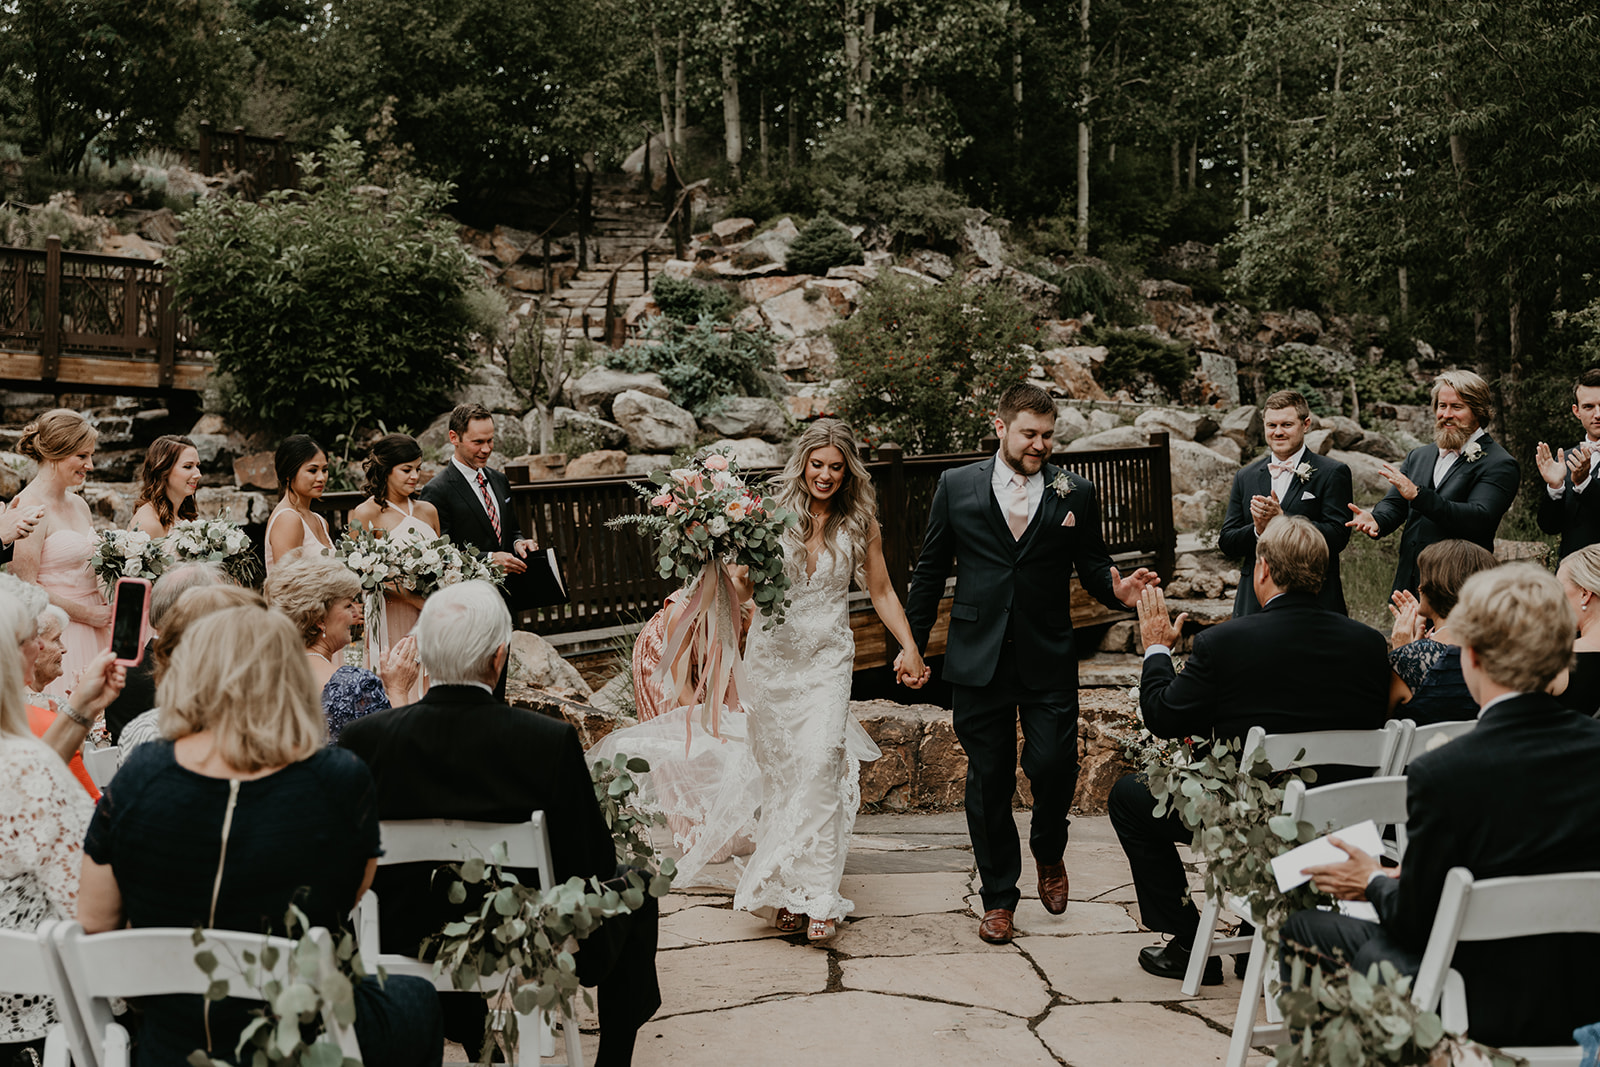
1477, 690, 1521, 719
452, 456, 487, 485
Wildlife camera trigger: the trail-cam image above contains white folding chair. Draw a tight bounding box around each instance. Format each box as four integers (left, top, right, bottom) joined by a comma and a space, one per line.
80, 746, 119, 790
1182, 720, 1408, 998
1225, 775, 1411, 1067
1410, 867, 1600, 1067
353, 814, 583, 1067
51, 921, 360, 1067
1395, 717, 1477, 768
0, 922, 73, 1067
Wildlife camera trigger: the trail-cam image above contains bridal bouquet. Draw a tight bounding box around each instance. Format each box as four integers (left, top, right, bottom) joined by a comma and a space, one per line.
166, 518, 263, 587
388, 533, 505, 596
89, 529, 170, 593
609, 447, 797, 743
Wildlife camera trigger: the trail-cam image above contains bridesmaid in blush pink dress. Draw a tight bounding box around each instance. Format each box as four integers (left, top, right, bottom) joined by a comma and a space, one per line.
7, 410, 111, 699
348, 434, 439, 705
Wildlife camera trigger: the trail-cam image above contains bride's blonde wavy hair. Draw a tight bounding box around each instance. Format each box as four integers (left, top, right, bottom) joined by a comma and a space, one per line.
770, 419, 877, 585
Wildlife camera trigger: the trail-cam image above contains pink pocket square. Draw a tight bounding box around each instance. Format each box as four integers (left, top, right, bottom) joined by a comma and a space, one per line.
1062, 512, 1077, 527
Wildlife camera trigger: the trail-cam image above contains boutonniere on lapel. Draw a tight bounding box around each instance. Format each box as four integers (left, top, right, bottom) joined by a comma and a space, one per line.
1049, 471, 1077, 499
1294, 461, 1314, 484
1462, 441, 1484, 463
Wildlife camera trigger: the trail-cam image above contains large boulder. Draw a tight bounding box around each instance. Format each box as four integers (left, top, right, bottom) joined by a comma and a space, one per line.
736, 228, 793, 269
1168, 438, 1241, 497
698, 397, 788, 442
1134, 408, 1219, 442
1319, 415, 1365, 450
1039, 347, 1109, 401
964, 264, 1061, 306
451, 363, 526, 415
1202, 436, 1242, 464
1348, 430, 1404, 462
773, 335, 838, 378
761, 286, 842, 337
1304, 428, 1335, 455
624, 453, 673, 477
711, 217, 756, 245
1086, 409, 1122, 434
416, 412, 453, 455
1053, 405, 1090, 447
1219, 405, 1263, 449
1328, 448, 1392, 501
195, 486, 274, 525
568, 368, 669, 418
565, 450, 627, 478
960, 214, 1007, 268
1063, 426, 1149, 452
509, 631, 593, 697
553, 407, 628, 451
613, 390, 697, 452
711, 437, 786, 469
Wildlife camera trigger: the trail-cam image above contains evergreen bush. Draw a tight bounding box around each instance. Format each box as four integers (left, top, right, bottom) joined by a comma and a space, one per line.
785, 217, 863, 276
1090, 326, 1196, 396
651, 275, 737, 323
606, 317, 778, 416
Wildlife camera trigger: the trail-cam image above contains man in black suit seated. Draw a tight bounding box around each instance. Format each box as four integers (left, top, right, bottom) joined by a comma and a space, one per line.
1109, 515, 1390, 983
1286, 562, 1600, 1050
339, 581, 659, 1067
1346, 370, 1519, 594
1536, 367, 1600, 560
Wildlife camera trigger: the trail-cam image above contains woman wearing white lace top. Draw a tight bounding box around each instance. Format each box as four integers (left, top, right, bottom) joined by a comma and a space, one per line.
0, 590, 124, 1064
264, 435, 334, 571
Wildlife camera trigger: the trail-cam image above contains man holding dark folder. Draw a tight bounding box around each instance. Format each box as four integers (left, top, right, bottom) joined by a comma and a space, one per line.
419, 403, 540, 588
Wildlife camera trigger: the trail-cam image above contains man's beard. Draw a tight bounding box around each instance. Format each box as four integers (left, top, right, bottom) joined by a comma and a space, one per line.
1002, 442, 1045, 474
1435, 422, 1470, 451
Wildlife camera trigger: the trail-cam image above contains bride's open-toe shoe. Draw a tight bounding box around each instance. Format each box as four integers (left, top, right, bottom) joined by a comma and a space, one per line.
807, 917, 837, 942
772, 908, 805, 933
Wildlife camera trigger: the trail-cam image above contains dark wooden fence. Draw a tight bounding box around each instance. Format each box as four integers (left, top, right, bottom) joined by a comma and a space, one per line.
319, 433, 1176, 639
0, 237, 211, 392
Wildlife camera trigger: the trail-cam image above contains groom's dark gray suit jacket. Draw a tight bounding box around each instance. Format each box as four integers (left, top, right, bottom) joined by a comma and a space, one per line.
905, 457, 1125, 690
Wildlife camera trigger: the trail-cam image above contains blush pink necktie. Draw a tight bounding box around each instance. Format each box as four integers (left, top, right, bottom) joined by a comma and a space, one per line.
1006, 474, 1029, 540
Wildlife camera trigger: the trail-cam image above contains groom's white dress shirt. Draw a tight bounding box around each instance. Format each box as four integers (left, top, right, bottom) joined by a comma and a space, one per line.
991, 453, 1044, 522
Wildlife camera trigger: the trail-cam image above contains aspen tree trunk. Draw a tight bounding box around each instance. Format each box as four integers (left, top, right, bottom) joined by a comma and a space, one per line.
721, 0, 742, 181
1075, 0, 1090, 252
788, 96, 799, 167
674, 33, 687, 158
759, 89, 769, 176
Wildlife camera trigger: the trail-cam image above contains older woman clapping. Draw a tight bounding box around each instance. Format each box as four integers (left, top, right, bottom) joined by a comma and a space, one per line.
264, 553, 418, 740
75, 604, 443, 1066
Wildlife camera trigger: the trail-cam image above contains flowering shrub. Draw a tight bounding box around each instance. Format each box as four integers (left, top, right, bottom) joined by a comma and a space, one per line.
831, 275, 1038, 453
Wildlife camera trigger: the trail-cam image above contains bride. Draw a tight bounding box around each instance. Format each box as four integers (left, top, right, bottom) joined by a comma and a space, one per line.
596, 420, 928, 943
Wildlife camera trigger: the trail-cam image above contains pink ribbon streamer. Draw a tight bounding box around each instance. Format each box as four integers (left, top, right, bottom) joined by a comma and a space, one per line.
655, 563, 746, 752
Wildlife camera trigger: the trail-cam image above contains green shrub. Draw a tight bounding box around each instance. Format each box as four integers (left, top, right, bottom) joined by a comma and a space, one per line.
167, 129, 475, 437
651, 275, 738, 323
786, 217, 863, 276
722, 175, 818, 225
1030, 257, 1143, 324
605, 318, 778, 416
808, 125, 972, 245
832, 275, 1038, 453
1090, 327, 1196, 396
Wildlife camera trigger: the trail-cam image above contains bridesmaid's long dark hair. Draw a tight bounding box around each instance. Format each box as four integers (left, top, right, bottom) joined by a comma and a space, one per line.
361, 434, 423, 511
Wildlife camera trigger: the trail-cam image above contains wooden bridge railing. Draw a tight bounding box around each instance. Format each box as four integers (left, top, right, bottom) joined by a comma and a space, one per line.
0, 238, 211, 392
322, 433, 1176, 639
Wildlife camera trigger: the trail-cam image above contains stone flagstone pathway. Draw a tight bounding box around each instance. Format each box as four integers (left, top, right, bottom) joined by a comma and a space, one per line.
448, 813, 1274, 1066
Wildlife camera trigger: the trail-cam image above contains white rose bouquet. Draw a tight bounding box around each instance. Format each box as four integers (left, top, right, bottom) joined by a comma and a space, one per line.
334, 525, 406, 597
167, 518, 263, 586
388, 534, 505, 597
89, 529, 171, 594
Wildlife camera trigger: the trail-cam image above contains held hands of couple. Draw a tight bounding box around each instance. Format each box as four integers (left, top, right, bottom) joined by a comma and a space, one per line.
1300, 837, 1392, 901
892, 647, 931, 689
1135, 585, 1187, 652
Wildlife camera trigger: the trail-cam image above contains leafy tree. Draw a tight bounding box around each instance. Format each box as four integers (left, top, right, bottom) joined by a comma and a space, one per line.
167, 130, 481, 437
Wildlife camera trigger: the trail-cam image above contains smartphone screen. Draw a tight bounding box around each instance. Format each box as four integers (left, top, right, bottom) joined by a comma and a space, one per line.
110, 581, 148, 662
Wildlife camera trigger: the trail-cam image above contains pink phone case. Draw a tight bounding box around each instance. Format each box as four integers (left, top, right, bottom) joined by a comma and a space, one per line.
110, 577, 153, 667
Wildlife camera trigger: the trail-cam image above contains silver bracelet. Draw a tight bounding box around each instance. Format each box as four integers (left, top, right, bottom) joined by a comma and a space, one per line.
60, 703, 92, 729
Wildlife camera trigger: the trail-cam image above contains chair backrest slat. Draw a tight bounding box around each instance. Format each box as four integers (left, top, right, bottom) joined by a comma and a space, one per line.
377, 815, 555, 888
1454, 872, 1600, 941
1282, 775, 1409, 834
1397, 718, 1477, 768
0, 928, 55, 995
1244, 722, 1407, 776
81, 746, 120, 789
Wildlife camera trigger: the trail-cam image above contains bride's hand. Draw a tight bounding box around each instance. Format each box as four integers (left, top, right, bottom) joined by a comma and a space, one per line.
895, 648, 931, 689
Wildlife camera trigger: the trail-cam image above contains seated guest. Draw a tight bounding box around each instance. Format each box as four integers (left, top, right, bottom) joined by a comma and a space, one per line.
76, 604, 443, 1066
116, 584, 267, 759
1387, 540, 1499, 723
1287, 563, 1600, 1049
1553, 544, 1600, 716
103, 562, 228, 744
339, 582, 660, 1067
264, 553, 418, 740
1110, 515, 1390, 983
0, 595, 115, 1067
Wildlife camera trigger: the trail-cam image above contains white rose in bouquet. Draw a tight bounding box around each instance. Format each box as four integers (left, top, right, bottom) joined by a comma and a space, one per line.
708, 516, 730, 538
121, 557, 141, 576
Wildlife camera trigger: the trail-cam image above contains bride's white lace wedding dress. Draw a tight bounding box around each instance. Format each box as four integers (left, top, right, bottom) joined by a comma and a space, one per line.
589, 536, 878, 920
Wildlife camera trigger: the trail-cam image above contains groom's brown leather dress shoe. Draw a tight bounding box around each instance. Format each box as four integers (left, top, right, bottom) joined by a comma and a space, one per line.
1036, 858, 1070, 915
979, 908, 1015, 945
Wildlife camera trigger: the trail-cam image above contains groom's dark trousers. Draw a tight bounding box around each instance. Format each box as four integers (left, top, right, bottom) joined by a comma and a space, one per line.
906, 456, 1126, 913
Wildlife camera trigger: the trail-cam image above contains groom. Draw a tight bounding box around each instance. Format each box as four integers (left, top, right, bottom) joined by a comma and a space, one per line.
904, 382, 1159, 945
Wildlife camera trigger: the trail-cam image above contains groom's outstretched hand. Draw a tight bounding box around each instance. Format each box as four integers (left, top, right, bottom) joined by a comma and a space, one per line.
1111, 565, 1160, 608
893, 647, 932, 689
1136, 586, 1187, 652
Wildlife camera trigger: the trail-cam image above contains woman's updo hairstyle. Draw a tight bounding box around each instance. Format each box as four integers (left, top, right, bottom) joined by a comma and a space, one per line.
361, 433, 423, 511
274, 434, 326, 499
17, 409, 97, 463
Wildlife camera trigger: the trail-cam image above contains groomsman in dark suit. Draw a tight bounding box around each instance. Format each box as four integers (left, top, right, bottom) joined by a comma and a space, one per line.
1535, 367, 1600, 560
904, 382, 1161, 946
1346, 370, 1519, 594
340, 582, 659, 1067
1219, 389, 1354, 616
418, 402, 539, 572
1111, 515, 1390, 982
1286, 563, 1600, 1050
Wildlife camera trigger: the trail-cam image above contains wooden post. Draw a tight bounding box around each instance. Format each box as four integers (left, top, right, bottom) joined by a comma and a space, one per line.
122, 264, 139, 353
603, 272, 619, 348
232, 126, 246, 172
542, 236, 553, 294
157, 284, 176, 389
40, 236, 61, 382
1147, 430, 1176, 581
578, 167, 593, 271
642, 250, 650, 291
198, 121, 213, 174
981, 433, 1000, 454
273, 133, 288, 190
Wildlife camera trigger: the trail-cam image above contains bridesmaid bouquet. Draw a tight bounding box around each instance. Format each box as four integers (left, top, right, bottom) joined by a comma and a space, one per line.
88, 530, 170, 593
166, 518, 263, 587
334, 525, 406, 596
388, 534, 505, 597
610, 447, 797, 744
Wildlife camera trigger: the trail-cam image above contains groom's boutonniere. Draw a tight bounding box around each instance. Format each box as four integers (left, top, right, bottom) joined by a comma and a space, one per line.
1463, 440, 1484, 463
1049, 471, 1076, 499
1294, 461, 1314, 484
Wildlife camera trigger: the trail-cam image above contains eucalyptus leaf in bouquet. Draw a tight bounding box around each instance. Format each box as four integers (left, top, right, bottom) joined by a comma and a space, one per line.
168, 518, 264, 587
89, 529, 171, 594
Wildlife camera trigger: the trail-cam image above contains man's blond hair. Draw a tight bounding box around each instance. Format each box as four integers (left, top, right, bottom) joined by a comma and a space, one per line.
1432, 369, 1495, 428
158, 605, 325, 772
1450, 563, 1574, 693
1257, 515, 1327, 595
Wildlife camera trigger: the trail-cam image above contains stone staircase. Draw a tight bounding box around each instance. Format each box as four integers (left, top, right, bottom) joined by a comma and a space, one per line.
542, 176, 677, 344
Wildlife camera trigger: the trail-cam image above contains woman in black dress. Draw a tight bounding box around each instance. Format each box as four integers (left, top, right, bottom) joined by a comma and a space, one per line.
75, 604, 442, 1066
1388, 540, 1499, 725
1555, 544, 1600, 716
